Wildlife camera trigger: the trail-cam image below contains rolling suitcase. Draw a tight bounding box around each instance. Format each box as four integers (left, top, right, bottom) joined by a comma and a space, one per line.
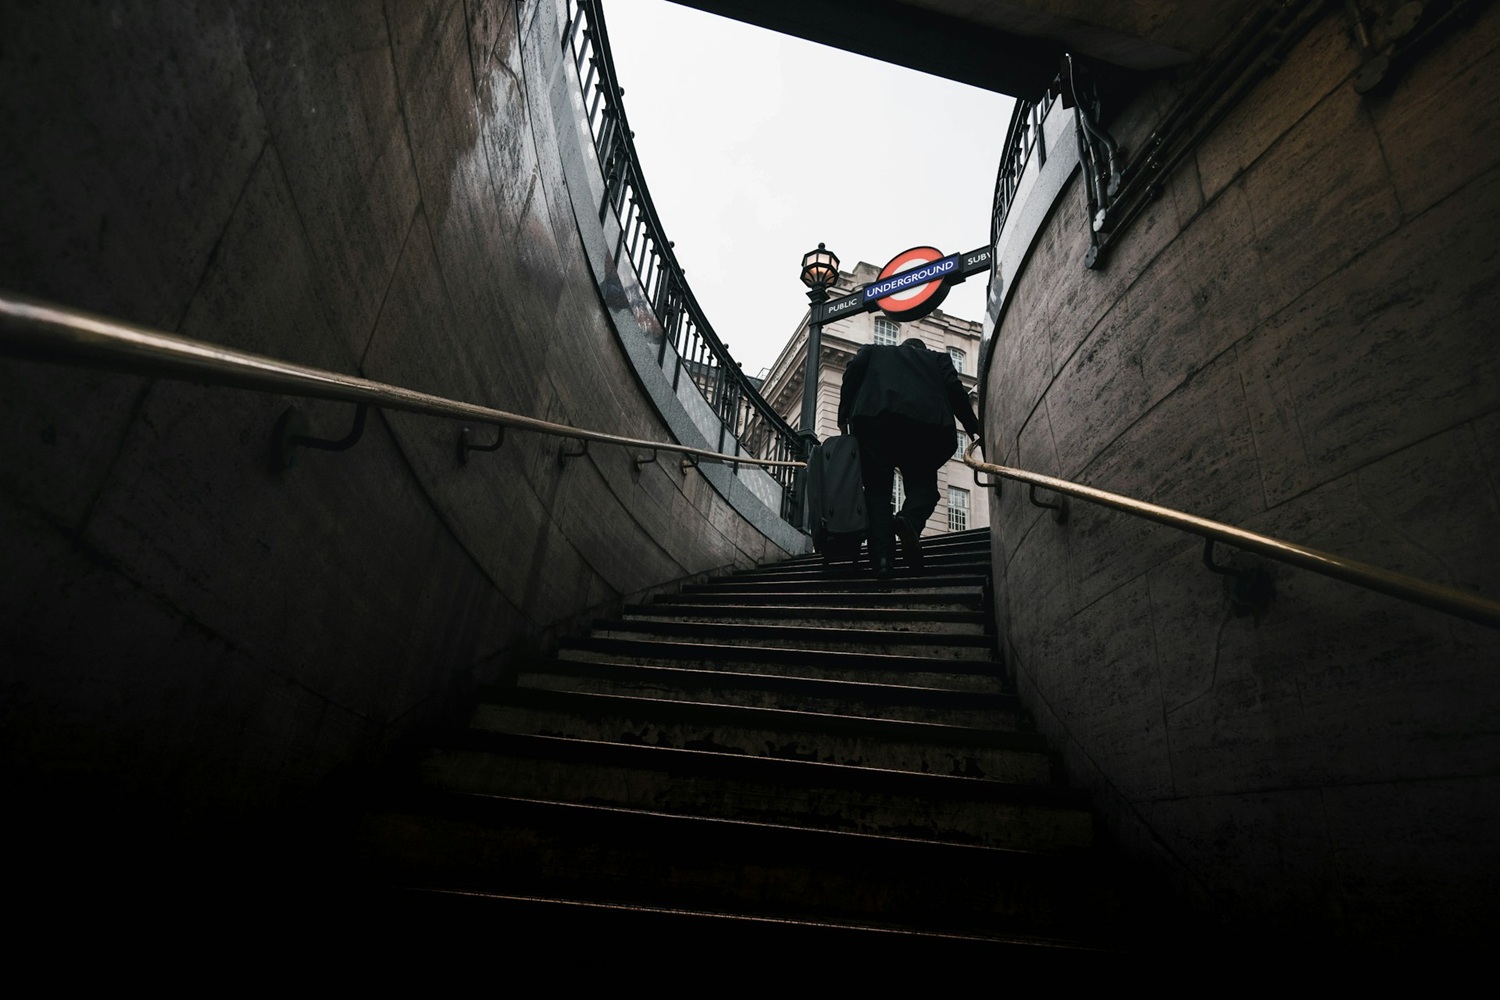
805, 434, 868, 567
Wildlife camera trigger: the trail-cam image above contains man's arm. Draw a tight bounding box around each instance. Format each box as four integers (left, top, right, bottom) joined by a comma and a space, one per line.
942, 361, 981, 436
838, 345, 872, 433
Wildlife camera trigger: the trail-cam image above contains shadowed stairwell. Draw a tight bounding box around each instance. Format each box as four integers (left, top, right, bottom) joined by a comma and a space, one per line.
348, 528, 1131, 958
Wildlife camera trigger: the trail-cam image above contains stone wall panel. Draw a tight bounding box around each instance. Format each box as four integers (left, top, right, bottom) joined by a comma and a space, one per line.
1193, 12, 1359, 204
1143, 788, 1339, 935
0, 366, 147, 529
1062, 352, 1261, 609
1351, 422, 1500, 597
0, 0, 799, 852
1001, 515, 1074, 673
1034, 178, 1099, 378
1046, 309, 1156, 478
237, 1, 420, 360
1241, 83, 1402, 315
1368, 5, 1500, 218
992, 314, 1047, 467
990, 2, 1500, 942
1148, 183, 1264, 377
1473, 410, 1500, 511
0, 1, 265, 329
465, 0, 510, 90
1045, 578, 1173, 801
1320, 775, 1500, 940
1239, 162, 1500, 505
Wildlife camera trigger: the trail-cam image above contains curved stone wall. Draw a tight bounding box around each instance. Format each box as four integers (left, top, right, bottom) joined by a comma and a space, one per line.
0, 0, 797, 857
985, 6, 1500, 944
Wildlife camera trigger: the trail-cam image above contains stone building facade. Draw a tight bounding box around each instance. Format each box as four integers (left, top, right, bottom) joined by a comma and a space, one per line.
758, 261, 989, 535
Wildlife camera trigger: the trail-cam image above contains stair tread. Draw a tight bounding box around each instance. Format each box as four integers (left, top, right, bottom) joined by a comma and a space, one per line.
359, 792, 1122, 947
629, 602, 986, 621
591, 619, 996, 659
597, 618, 993, 642
665, 590, 985, 605
477, 687, 1047, 751
687, 575, 990, 590
558, 634, 1004, 672
352, 529, 1127, 948
371, 888, 1126, 958
426, 731, 1091, 815
528, 656, 1016, 704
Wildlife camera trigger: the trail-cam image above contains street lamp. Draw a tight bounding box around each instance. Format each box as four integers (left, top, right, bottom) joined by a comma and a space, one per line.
795, 242, 839, 530
800, 242, 840, 293
797, 242, 839, 444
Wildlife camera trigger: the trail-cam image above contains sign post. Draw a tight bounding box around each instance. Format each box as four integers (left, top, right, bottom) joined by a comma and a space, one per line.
798, 243, 992, 531
812, 244, 993, 327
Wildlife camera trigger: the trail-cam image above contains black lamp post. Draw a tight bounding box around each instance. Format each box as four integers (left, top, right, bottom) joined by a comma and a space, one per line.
794, 242, 839, 529
797, 242, 839, 448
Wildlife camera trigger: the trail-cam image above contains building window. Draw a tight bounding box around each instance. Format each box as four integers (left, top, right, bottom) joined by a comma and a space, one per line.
955, 429, 965, 459
947, 486, 969, 532
947, 347, 966, 373
874, 317, 898, 346
893, 470, 906, 513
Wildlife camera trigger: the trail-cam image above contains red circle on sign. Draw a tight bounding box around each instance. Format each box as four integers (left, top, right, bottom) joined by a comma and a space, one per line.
875, 245, 952, 320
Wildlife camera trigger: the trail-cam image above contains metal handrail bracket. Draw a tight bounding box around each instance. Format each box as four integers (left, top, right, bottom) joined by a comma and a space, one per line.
458, 425, 505, 465
273, 402, 369, 471
962, 440, 1500, 629
1028, 482, 1068, 524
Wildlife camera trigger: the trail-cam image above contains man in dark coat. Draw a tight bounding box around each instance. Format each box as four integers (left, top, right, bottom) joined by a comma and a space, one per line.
838, 337, 981, 576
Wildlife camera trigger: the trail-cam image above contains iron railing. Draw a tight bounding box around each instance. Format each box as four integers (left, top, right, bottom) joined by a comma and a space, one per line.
963, 442, 1500, 629
0, 293, 807, 477
563, 0, 804, 515
990, 91, 1058, 249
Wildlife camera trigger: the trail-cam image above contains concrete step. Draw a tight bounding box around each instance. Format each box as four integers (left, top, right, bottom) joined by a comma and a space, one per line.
589, 618, 997, 659
417, 731, 1096, 853
553, 637, 1005, 693
346, 884, 1124, 962
519, 657, 1025, 728
622, 603, 988, 635
355, 791, 1122, 951
662, 589, 986, 612
732, 552, 991, 582
683, 573, 988, 597
341, 525, 1133, 953
773, 528, 990, 563
763, 533, 990, 558
473, 688, 1055, 783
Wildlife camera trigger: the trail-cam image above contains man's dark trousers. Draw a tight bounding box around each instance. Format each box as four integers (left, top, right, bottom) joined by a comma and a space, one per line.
851, 412, 954, 564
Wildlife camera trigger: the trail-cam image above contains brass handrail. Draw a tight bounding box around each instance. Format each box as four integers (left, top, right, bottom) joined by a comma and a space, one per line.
0, 292, 807, 471
963, 441, 1500, 629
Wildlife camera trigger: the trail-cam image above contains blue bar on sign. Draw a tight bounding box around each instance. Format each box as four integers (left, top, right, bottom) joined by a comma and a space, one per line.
863, 254, 960, 302
822, 294, 863, 319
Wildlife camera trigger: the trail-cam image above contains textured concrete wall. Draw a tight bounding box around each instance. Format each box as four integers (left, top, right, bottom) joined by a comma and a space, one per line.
0, 0, 795, 863
986, 7, 1500, 945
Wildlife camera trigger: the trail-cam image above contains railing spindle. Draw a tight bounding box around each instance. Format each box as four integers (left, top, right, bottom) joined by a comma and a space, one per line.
567, 0, 803, 513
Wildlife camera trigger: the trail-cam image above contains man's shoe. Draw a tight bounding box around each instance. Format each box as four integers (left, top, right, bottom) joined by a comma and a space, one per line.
894, 516, 924, 571
874, 554, 896, 580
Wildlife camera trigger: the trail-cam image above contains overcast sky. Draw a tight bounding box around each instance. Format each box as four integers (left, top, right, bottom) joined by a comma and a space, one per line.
603, 1, 1015, 377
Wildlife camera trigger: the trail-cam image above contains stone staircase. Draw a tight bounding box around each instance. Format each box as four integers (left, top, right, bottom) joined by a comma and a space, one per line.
350, 528, 1126, 958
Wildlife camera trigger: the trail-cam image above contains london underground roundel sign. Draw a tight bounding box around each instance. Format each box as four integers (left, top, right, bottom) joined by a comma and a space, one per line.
865, 246, 958, 321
